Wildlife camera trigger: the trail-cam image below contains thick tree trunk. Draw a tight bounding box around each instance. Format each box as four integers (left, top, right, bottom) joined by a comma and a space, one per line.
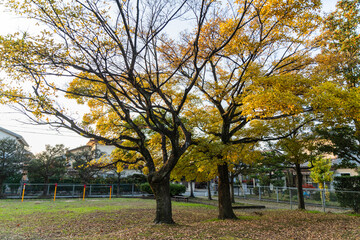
217, 163, 237, 219
149, 175, 174, 224
207, 181, 212, 200
295, 163, 305, 210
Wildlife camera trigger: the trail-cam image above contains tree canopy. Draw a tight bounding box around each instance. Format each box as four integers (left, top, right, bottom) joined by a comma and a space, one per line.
1, 0, 360, 223
0, 0, 258, 224
27, 144, 67, 185
0, 138, 30, 197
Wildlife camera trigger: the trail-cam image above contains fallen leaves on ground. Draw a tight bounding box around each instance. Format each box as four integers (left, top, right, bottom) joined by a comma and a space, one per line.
1, 199, 359, 240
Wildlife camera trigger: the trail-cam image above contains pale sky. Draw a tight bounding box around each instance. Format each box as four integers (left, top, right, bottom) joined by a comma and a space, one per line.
0, 0, 340, 154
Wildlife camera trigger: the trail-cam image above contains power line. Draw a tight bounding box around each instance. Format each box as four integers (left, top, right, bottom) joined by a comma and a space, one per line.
15, 130, 86, 138
0, 122, 86, 137
0, 127, 86, 138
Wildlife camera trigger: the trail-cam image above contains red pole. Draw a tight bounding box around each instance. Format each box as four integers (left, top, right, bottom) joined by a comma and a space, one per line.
83, 185, 86, 201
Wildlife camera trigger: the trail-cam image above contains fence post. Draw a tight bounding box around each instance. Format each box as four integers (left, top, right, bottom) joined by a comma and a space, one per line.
276, 187, 279, 203
47, 184, 50, 196
259, 186, 262, 200
322, 187, 326, 213
289, 187, 293, 210
132, 183, 134, 196
72, 184, 75, 197
89, 185, 92, 196
243, 184, 246, 199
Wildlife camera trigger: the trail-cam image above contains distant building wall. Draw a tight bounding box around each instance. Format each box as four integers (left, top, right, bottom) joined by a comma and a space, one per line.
95, 144, 115, 155
333, 168, 359, 177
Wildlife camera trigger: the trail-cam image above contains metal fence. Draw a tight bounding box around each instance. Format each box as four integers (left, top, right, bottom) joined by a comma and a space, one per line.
231, 185, 359, 212
1, 183, 143, 199
2, 183, 359, 212
183, 184, 359, 212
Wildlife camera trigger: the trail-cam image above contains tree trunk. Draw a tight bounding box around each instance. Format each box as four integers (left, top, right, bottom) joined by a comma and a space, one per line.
0, 178, 4, 198
148, 175, 174, 224
189, 180, 195, 198
207, 181, 212, 200
285, 170, 295, 187
295, 163, 305, 210
217, 163, 237, 219
43, 178, 49, 196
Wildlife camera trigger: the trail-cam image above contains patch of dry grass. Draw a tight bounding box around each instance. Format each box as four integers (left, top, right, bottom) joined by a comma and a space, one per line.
0, 198, 359, 239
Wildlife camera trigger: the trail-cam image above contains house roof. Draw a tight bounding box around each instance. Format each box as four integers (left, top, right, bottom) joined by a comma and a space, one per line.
0, 126, 29, 147
67, 144, 92, 153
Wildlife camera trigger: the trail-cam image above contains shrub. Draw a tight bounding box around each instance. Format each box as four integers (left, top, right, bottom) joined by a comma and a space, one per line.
170, 183, 186, 196
140, 182, 186, 196
334, 176, 360, 213
123, 174, 147, 184
140, 182, 153, 194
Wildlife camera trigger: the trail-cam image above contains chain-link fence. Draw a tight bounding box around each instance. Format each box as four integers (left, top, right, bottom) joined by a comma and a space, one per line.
1, 183, 143, 199
231, 185, 359, 212
3, 183, 359, 212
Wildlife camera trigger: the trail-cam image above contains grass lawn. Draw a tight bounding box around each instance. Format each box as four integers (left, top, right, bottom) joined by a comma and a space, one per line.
0, 198, 359, 239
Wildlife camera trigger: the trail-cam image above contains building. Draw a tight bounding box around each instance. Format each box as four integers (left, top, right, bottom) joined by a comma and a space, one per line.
0, 126, 29, 147
67, 139, 141, 179
0, 126, 31, 182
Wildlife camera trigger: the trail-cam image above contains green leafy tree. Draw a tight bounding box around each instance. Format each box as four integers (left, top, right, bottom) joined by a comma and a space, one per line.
270, 117, 317, 210
0, 138, 30, 197
251, 151, 286, 188
315, 126, 360, 167
334, 176, 360, 213
67, 148, 104, 184
309, 156, 333, 201
27, 144, 67, 195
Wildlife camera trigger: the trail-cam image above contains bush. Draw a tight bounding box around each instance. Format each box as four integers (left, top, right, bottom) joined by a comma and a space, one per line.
140, 182, 153, 194
140, 182, 186, 196
170, 183, 186, 196
123, 174, 147, 184
334, 176, 360, 213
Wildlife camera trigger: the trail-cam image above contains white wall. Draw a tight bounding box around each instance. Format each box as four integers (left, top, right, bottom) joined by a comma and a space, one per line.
96, 145, 116, 155
333, 168, 359, 177
0, 131, 17, 141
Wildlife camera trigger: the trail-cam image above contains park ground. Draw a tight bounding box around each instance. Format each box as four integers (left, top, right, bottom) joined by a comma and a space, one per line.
0, 198, 359, 239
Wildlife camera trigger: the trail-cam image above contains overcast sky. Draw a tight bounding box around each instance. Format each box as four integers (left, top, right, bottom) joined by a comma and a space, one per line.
0, 0, 340, 154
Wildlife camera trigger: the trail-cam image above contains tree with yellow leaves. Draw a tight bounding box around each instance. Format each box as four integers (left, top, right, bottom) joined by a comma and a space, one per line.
0, 0, 256, 224
309, 156, 333, 202
163, 0, 322, 219
313, 0, 360, 130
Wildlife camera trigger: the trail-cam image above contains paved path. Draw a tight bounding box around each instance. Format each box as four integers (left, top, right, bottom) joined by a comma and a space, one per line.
190, 196, 350, 213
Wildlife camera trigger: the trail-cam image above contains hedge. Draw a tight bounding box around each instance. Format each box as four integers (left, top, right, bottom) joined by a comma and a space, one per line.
334, 176, 360, 213
140, 182, 186, 196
